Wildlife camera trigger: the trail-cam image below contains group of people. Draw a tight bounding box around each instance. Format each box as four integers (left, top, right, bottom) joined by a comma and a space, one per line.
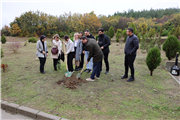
36, 27, 139, 82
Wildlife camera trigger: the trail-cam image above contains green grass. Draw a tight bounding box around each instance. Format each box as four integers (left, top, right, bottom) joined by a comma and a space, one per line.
1, 37, 180, 120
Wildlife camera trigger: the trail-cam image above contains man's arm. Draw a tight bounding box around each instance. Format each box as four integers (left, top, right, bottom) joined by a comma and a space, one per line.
103, 35, 110, 48
87, 45, 93, 62
130, 37, 139, 54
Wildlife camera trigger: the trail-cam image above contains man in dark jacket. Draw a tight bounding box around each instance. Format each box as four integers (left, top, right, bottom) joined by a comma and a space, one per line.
98, 28, 111, 74
121, 27, 139, 82
83, 29, 95, 73
81, 36, 103, 82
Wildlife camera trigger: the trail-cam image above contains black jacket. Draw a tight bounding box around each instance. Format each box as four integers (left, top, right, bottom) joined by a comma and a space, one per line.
86, 38, 104, 63
124, 34, 139, 55
98, 34, 111, 53
83, 34, 95, 51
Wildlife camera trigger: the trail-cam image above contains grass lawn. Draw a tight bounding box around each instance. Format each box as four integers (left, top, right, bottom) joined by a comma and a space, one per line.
1, 37, 180, 120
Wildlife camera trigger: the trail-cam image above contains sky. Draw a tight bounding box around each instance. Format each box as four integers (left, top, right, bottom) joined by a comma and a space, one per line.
0, 0, 180, 28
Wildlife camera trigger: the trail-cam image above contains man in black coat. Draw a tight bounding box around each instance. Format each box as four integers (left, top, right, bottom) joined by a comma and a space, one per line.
121, 27, 139, 82
83, 29, 95, 73
98, 28, 111, 74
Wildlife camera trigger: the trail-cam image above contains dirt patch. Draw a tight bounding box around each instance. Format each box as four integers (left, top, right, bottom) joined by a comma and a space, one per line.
56, 76, 87, 89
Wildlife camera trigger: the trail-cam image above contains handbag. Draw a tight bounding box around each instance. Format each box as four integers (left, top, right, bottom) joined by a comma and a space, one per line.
51, 47, 58, 55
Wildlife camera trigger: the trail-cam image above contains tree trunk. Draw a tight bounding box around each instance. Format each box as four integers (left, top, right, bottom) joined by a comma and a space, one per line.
150, 70, 153, 76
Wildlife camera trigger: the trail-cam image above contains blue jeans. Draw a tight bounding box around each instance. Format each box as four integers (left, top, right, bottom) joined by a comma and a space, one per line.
85, 51, 93, 69
90, 61, 101, 79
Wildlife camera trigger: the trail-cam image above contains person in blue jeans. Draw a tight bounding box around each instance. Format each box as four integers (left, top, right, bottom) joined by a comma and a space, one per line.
81, 36, 104, 81
84, 29, 95, 73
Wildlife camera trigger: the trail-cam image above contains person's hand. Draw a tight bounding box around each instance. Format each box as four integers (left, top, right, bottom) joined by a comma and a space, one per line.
42, 51, 45, 54
63, 41, 65, 44
47, 53, 48, 56
83, 51, 85, 54
101, 46, 104, 49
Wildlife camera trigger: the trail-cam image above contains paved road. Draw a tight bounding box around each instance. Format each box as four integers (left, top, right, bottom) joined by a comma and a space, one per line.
1, 109, 34, 120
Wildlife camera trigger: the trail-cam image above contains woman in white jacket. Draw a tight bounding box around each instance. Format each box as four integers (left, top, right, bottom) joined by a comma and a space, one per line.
63, 35, 75, 72
51, 34, 62, 71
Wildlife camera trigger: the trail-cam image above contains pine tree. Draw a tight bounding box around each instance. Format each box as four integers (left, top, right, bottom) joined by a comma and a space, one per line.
175, 25, 180, 39
0, 35, 7, 44
163, 35, 180, 60
146, 47, 161, 76
128, 22, 137, 35
108, 26, 115, 40
116, 29, 122, 42
1, 49, 4, 58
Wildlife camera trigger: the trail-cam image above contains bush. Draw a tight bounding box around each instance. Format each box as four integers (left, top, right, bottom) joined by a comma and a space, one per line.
122, 30, 127, 42
1, 35, 7, 44
146, 47, 161, 76
175, 25, 180, 39
169, 28, 176, 36
7, 41, 21, 53
24, 42, 28, 46
28, 37, 37, 43
116, 29, 122, 42
148, 28, 156, 38
1, 49, 4, 58
161, 29, 169, 36
108, 26, 115, 40
163, 35, 180, 60
95, 35, 98, 41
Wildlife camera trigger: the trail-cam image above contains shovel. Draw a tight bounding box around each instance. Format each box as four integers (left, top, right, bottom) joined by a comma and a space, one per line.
76, 62, 87, 79
64, 43, 72, 77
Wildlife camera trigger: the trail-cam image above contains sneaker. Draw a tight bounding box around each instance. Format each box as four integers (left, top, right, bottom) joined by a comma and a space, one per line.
105, 71, 109, 74
87, 69, 92, 73
84, 69, 88, 72
86, 78, 94, 81
127, 77, 135, 82
95, 76, 100, 79
121, 75, 128, 79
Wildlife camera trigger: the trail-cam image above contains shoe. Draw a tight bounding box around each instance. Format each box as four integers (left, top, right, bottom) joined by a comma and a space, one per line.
127, 77, 135, 82
54, 69, 57, 71
121, 75, 128, 79
84, 69, 88, 72
78, 67, 82, 70
95, 76, 100, 79
41, 71, 45, 74
105, 71, 109, 74
86, 78, 94, 81
87, 69, 92, 73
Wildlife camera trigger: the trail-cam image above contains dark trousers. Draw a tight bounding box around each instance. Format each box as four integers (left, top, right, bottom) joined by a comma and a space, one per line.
53, 55, 60, 70
67, 52, 74, 72
90, 61, 101, 79
79, 53, 84, 68
39, 57, 46, 72
100, 52, 109, 71
124, 54, 136, 78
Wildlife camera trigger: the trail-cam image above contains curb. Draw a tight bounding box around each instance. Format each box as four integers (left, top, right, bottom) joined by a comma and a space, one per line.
1, 100, 68, 120
169, 72, 180, 84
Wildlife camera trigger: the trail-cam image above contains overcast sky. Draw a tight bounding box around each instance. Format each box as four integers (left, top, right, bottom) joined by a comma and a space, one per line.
1, 0, 180, 28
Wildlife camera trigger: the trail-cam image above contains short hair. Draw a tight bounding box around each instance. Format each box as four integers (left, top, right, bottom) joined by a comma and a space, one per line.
80, 36, 87, 40
84, 29, 89, 32
79, 31, 83, 36
127, 27, 134, 33
40, 35, 46, 40
98, 28, 104, 32
64, 35, 69, 40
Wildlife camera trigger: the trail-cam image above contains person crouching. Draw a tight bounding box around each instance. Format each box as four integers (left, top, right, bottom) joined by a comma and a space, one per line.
81, 36, 104, 81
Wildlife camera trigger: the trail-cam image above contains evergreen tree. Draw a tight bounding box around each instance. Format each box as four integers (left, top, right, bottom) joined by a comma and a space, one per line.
175, 25, 180, 39
0, 35, 7, 44
1, 49, 4, 58
146, 47, 161, 76
162, 35, 180, 60
108, 26, 115, 40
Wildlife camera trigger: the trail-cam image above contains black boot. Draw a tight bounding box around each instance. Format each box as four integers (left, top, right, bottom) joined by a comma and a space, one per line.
121, 75, 128, 79
127, 77, 134, 82
75, 66, 78, 71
